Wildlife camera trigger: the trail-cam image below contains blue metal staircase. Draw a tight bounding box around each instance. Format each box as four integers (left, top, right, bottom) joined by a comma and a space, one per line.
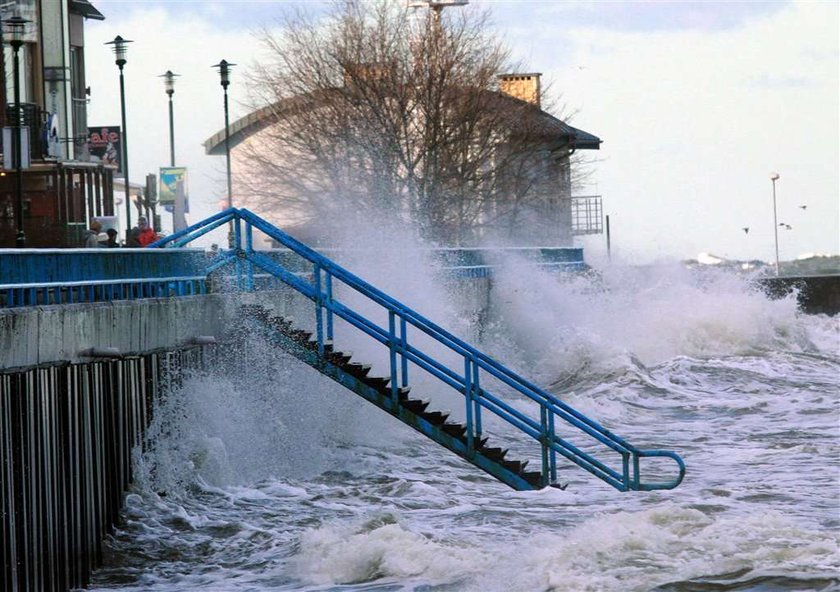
151, 209, 685, 492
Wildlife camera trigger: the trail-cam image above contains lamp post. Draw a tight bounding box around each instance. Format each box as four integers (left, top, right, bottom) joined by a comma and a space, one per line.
770, 172, 780, 276
212, 59, 235, 246
105, 35, 133, 236
6, 15, 29, 247
159, 70, 179, 166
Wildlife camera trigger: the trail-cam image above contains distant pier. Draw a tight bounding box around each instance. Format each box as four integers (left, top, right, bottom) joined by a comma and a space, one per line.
756, 274, 840, 316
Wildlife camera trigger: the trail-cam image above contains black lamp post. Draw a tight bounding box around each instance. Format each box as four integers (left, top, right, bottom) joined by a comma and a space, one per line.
212, 59, 235, 246
159, 70, 179, 166
105, 35, 133, 235
6, 15, 29, 248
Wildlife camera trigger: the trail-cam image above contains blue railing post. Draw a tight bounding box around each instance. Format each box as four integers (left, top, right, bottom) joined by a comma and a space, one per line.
465, 357, 474, 456
400, 317, 408, 388
245, 221, 255, 292
540, 405, 549, 486
633, 453, 641, 491
472, 363, 482, 441
548, 411, 557, 483
325, 272, 334, 342
388, 311, 399, 408
234, 216, 243, 290
622, 453, 630, 491
314, 264, 324, 357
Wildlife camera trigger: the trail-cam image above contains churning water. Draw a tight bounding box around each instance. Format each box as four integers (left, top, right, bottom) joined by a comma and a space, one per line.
90, 259, 839, 592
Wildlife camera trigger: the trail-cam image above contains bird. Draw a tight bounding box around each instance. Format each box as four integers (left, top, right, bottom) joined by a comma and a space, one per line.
742, 227, 750, 234
799, 205, 807, 210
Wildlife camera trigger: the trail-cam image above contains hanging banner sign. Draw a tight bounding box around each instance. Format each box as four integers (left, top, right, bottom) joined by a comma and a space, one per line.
88, 126, 122, 173
159, 166, 188, 206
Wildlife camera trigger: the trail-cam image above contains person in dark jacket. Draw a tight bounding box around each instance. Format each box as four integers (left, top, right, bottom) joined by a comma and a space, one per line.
104, 228, 120, 248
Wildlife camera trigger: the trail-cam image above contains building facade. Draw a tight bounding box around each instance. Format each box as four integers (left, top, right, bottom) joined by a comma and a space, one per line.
0, 0, 113, 248
204, 72, 601, 247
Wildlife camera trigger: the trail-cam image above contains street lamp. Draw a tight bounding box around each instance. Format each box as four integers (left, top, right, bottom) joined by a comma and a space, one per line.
5, 15, 30, 247
105, 35, 134, 236
770, 172, 780, 276
159, 70, 179, 166
212, 59, 235, 246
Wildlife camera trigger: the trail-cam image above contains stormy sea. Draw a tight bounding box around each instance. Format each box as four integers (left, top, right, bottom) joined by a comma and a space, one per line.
89, 257, 839, 592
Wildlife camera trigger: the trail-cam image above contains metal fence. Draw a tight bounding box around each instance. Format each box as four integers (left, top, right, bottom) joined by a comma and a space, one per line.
0, 346, 209, 592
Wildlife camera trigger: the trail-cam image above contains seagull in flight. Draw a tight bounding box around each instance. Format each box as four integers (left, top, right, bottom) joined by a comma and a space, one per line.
742, 227, 750, 234
779, 223, 793, 230
799, 205, 807, 210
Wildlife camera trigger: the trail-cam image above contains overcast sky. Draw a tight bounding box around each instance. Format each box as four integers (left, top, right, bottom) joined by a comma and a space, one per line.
85, 0, 838, 263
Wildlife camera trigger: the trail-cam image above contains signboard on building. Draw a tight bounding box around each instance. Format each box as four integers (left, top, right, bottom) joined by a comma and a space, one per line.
87, 126, 122, 172
159, 167, 188, 206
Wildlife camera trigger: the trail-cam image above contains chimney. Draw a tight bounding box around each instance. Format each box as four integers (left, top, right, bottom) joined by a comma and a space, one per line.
343, 62, 391, 87
498, 73, 541, 108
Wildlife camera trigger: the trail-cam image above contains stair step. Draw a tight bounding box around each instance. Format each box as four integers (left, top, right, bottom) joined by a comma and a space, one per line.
479, 447, 507, 461
364, 376, 391, 391
421, 410, 449, 425
290, 329, 313, 344
269, 316, 292, 330
521, 471, 542, 487
345, 363, 372, 378
327, 351, 352, 365
397, 386, 412, 399
402, 398, 430, 414
442, 422, 467, 439
501, 459, 529, 473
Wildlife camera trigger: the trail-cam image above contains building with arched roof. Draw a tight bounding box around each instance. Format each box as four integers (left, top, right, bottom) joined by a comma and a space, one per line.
204, 72, 601, 247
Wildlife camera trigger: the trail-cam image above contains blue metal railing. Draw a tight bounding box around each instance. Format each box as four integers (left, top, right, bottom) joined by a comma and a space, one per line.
0, 240, 583, 308
0, 248, 208, 307
154, 209, 685, 492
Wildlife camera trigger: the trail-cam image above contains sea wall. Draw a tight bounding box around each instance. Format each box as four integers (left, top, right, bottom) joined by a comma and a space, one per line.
755, 274, 840, 316
0, 291, 304, 592
1, 349, 205, 592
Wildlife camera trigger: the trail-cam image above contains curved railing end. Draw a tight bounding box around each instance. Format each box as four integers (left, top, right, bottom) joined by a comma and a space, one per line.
635, 449, 686, 491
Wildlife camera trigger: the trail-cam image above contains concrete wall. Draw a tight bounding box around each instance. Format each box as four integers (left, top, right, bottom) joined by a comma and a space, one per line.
0, 289, 316, 371
0, 296, 224, 369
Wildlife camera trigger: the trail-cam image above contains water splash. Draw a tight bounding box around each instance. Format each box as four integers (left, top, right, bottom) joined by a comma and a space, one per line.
484, 258, 817, 382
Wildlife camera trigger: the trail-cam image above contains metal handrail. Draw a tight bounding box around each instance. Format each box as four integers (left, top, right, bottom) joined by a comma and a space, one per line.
153, 209, 685, 491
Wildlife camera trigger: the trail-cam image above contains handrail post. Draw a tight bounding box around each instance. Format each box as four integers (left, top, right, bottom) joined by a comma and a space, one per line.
400, 317, 408, 388
325, 272, 334, 342
548, 411, 557, 483
465, 357, 474, 457
388, 311, 399, 408
234, 216, 243, 290
314, 264, 324, 357
540, 405, 549, 486
622, 452, 630, 491
472, 362, 482, 441
245, 221, 254, 292
633, 453, 640, 491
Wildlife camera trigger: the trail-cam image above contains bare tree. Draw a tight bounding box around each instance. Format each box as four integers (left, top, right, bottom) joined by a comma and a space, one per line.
241, 0, 574, 245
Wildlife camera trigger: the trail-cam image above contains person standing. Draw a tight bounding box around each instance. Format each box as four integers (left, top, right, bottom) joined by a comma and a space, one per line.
82, 220, 102, 247
104, 228, 120, 248
126, 216, 157, 247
